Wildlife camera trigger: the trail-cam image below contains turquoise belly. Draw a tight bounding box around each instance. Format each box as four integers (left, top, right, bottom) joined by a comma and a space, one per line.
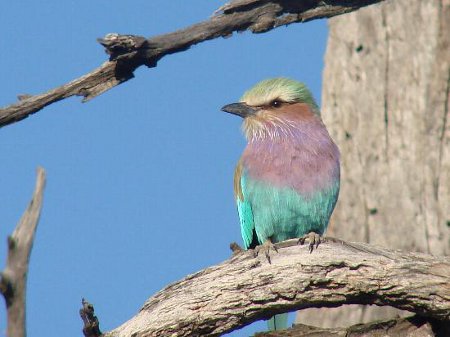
244, 177, 339, 244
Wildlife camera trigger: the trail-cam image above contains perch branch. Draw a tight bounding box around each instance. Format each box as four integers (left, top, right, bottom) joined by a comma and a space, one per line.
103, 238, 449, 337
0, 0, 388, 128
0, 168, 46, 337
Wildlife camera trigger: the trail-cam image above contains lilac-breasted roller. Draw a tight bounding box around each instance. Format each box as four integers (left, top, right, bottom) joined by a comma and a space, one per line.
222, 78, 340, 331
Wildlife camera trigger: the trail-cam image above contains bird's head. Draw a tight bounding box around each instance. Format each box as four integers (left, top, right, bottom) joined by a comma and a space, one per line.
221, 78, 320, 141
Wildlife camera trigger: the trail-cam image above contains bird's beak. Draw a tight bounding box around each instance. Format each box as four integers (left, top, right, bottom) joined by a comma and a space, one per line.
221, 102, 258, 118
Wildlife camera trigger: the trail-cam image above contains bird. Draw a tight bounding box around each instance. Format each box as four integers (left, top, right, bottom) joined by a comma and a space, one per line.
221, 78, 340, 331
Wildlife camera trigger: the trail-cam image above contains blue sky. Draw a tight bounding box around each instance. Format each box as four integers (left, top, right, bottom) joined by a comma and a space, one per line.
0, 1, 327, 336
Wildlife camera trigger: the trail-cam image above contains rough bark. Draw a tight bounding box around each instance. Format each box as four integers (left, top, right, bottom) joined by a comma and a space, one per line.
0, 0, 388, 128
255, 316, 449, 337
297, 0, 450, 328
0, 168, 46, 337
101, 239, 449, 337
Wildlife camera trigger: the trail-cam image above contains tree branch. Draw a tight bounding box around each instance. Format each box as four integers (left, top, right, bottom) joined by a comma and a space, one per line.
254, 315, 449, 337
80, 298, 102, 337
0, 168, 46, 337
0, 0, 388, 128
103, 238, 449, 337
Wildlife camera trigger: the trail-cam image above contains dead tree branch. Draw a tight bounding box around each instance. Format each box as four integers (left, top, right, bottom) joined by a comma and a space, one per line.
103, 238, 449, 337
0, 0, 388, 128
254, 315, 449, 337
0, 168, 46, 337
80, 298, 102, 337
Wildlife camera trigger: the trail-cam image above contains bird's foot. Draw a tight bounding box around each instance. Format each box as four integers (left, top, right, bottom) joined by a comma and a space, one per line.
254, 239, 278, 264
229, 242, 244, 257
298, 232, 322, 253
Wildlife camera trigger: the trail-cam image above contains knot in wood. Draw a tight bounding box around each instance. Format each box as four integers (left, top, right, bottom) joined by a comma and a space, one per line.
98, 33, 148, 59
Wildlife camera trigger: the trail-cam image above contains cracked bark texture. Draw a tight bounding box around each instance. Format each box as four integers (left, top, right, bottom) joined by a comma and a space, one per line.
297, 0, 450, 328
103, 239, 449, 337
256, 316, 448, 337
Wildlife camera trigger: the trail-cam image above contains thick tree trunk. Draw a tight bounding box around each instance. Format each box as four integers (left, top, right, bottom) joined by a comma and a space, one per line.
297, 0, 450, 327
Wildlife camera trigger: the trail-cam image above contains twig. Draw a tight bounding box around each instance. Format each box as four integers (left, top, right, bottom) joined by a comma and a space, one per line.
0, 0, 387, 128
0, 168, 46, 337
80, 298, 102, 337
103, 239, 449, 337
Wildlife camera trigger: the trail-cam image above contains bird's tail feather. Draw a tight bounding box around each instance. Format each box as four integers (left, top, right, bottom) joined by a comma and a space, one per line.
267, 313, 288, 331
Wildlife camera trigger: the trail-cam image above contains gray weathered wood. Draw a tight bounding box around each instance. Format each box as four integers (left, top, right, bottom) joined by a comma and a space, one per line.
297, 0, 450, 328
0, 0, 388, 128
0, 168, 46, 337
255, 316, 444, 337
102, 239, 450, 337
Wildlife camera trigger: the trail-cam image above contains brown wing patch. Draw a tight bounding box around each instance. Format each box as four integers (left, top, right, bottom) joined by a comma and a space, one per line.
234, 160, 244, 201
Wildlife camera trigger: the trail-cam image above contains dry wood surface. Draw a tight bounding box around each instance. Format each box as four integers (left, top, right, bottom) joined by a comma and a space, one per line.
104, 239, 450, 337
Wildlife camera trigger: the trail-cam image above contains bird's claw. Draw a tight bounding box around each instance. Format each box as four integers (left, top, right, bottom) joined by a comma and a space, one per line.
229, 242, 244, 256
254, 239, 278, 263
298, 232, 322, 253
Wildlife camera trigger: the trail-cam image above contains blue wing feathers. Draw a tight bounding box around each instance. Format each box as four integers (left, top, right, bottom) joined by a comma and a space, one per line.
236, 173, 256, 249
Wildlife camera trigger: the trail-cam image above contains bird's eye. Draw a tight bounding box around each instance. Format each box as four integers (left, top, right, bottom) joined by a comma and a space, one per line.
270, 100, 282, 108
